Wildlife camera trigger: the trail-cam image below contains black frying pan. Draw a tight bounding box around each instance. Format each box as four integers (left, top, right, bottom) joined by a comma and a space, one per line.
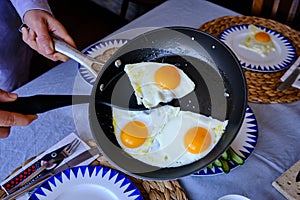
89, 27, 247, 180
0, 27, 247, 180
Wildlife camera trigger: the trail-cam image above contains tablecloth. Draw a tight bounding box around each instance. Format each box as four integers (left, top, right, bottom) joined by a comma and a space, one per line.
1, 0, 299, 199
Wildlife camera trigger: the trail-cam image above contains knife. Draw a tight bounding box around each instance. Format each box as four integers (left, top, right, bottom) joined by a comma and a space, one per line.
3, 147, 100, 200
3, 141, 76, 193
277, 65, 300, 91
50, 147, 100, 173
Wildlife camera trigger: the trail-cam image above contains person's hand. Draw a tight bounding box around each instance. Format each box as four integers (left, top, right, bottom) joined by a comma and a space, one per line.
0, 89, 38, 138
21, 10, 76, 62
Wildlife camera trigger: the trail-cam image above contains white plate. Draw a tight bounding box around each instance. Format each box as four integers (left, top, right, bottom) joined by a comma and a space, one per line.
219, 25, 296, 72
79, 39, 129, 85
218, 194, 250, 200
29, 165, 143, 200
193, 105, 258, 176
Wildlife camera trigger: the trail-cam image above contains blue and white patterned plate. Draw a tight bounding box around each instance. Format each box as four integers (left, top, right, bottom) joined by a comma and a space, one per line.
194, 105, 258, 176
79, 39, 129, 85
29, 165, 143, 200
219, 25, 296, 72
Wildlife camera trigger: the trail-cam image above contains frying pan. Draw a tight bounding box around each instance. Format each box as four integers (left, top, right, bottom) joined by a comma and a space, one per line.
0, 27, 247, 180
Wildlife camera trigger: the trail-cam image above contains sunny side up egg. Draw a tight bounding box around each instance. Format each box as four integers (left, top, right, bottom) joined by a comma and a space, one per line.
112, 105, 181, 155
239, 24, 276, 57
124, 62, 195, 108
112, 105, 228, 168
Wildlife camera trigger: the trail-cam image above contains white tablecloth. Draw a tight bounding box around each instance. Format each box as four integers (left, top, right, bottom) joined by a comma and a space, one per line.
1, 0, 299, 199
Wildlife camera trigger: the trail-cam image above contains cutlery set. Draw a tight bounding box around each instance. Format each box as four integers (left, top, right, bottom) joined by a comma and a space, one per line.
277, 57, 300, 91
1, 139, 99, 200
277, 65, 300, 91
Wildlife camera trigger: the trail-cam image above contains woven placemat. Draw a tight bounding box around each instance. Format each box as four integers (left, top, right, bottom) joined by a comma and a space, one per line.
0, 140, 188, 200
198, 15, 300, 103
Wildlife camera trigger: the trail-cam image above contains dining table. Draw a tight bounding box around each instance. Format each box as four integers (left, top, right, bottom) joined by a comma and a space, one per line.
1, 0, 300, 199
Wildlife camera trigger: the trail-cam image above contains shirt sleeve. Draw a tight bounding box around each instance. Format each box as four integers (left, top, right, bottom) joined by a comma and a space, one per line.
10, 0, 53, 21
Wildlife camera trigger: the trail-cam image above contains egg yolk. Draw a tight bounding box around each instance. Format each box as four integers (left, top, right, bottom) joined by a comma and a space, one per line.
254, 32, 271, 43
184, 127, 212, 154
120, 121, 148, 148
154, 65, 181, 90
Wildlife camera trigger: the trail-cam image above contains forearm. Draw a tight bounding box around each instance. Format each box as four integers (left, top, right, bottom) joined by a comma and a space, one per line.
10, 0, 52, 21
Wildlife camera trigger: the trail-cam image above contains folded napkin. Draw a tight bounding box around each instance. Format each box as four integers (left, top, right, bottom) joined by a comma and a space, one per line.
280, 57, 300, 89
0, 133, 99, 200
272, 160, 300, 200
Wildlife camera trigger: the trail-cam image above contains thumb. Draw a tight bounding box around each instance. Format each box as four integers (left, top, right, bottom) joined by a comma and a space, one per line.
0, 89, 18, 102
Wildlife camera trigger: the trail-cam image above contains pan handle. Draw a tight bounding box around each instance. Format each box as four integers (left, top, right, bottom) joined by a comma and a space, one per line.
0, 95, 90, 115
18, 24, 102, 78
52, 34, 103, 78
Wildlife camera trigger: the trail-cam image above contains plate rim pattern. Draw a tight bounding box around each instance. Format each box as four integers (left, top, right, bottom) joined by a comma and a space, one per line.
29, 165, 143, 200
193, 105, 259, 176
219, 24, 297, 72
79, 39, 129, 85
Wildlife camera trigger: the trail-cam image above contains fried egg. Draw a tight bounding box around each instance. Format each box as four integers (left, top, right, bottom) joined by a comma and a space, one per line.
112, 105, 228, 168
112, 105, 180, 155
239, 25, 276, 57
124, 62, 195, 108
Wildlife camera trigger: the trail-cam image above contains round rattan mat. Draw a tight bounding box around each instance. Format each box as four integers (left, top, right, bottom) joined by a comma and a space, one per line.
0, 140, 188, 200
198, 15, 300, 103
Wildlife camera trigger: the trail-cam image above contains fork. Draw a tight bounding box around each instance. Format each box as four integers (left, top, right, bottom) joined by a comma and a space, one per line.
6, 139, 80, 195
57, 138, 81, 158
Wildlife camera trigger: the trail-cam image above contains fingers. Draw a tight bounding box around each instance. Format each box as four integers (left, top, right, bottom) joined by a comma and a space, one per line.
0, 89, 38, 138
52, 27, 76, 50
48, 20, 76, 61
0, 111, 38, 138
21, 27, 37, 53
22, 28, 68, 62
22, 10, 76, 62
22, 26, 58, 61
0, 127, 11, 138
35, 28, 54, 55
52, 52, 69, 62
0, 89, 18, 102
0, 111, 37, 126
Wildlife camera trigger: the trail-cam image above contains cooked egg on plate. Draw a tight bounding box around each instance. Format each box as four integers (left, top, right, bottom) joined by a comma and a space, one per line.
112, 105, 228, 168
239, 24, 276, 57
219, 24, 297, 72
124, 62, 195, 108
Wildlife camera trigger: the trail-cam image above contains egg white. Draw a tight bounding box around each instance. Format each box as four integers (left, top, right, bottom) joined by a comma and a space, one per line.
239, 25, 276, 57
113, 105, 228, 168
166, 111, 227, 167
132, 110, 227, 167
112, 105, 180, 155
124, 62, 195, 108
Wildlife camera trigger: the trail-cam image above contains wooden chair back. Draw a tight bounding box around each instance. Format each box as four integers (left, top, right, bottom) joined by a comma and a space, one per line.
251, 0, 300, 28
